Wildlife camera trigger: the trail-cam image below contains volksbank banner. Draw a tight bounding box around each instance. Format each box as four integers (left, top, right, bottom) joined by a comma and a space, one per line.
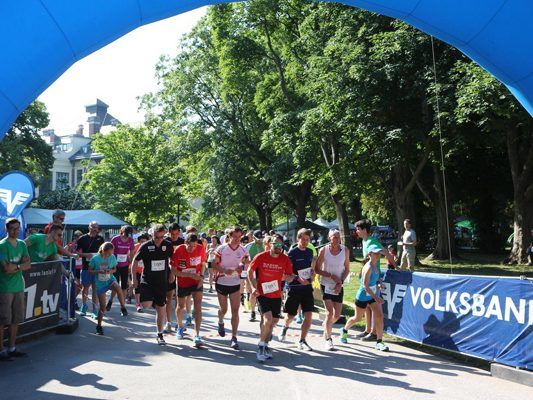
381, 270, 532, 369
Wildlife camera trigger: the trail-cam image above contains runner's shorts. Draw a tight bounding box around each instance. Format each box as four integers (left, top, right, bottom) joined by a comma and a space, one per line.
113, 267, 129, 290
81, 269, 95, 286
257, 296, 282, 319
167, 280, 177, 292
320, 285, 344, 303
284, 288, 315, 315
355, 298, 376, 309
0, 292, 24, 325
140, 283, 167, 307
177, 284, 202, 298
215, 283, 240, 296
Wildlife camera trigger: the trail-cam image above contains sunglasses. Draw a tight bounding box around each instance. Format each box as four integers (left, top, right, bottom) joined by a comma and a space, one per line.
273, 243, 283, 248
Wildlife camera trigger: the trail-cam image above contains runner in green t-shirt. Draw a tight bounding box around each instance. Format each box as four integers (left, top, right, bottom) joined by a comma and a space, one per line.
243, 230, 265, 321
0, 218, 31, 360
25, 230, 61, 262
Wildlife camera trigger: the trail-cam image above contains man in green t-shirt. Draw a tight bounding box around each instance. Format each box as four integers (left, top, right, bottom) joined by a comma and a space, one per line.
244, 230, 265, 322
0, 218, 31, 360
24, 225, 63, 262
353, 219, 396, 343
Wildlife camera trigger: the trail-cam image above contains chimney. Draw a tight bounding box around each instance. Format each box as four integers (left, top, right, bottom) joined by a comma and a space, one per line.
76, 124, 84, 136
85, 99, 109, 136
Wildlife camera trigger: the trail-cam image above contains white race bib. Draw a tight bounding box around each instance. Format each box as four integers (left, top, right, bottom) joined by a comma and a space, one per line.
366, 285, 377, 295
152, 259, 166, 272
207, 253, 215, 262
98, 272, 110, 282
324, 284, 338, 295
261, 280, 279, 294
75, 258, 83, 268
138, 260, 144, 268
240, 270, 248, 278
183, 268, 196, 275
117, 254, 128, 263
297, 267, 312, 280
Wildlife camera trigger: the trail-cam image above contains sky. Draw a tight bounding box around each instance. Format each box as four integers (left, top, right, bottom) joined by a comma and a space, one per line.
38, 7, 206, 135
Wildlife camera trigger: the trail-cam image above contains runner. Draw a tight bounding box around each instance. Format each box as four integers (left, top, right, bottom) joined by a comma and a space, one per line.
164, 222, 184, 333
244, 230, 265, 322
213, 226, 249, 349
347, 219, 396, 342
340, 244, 389, 351
76, 222, 105, 318
170, 233, 206, 347
132, 224, 174, 345
315, 229, 350, 350
206, 235, 220, 293
278, 228, 316, 351
183, 225, 206, 328
89, 242, 128, 335
131, 232, 150, 312
108, 225, 135, 311
248, 234, 294, 362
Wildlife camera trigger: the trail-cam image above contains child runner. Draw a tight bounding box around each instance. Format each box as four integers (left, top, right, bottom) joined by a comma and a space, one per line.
89, 242, 128, 335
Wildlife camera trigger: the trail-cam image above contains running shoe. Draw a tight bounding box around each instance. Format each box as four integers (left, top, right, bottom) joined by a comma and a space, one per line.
79, 304, 88, 317
136, 304, 142, 312
193, 336, 203, 347
208, 288, 213, 293
339, 327, 348, 344
106, 300, 113, 312
362, 333, 378, 342
264, 346, 273, 359
185, 315, 193, 326
296, 313, 303, 324
163, 322, 172, 334
218, 323, 225, 337
120, 307, 128, 317
375, 341, 389, 352
91, 310, 99, 320
249, 311, 256, 322
176, 327, 185, 339
256, 346, 266, 362
230, 337, 239, 350
278, 326, 288, 342
95, 325, 104, 336
157, 333, 166, 345
7, 349, 27, 358
355, 330, 370, 339
298, 340, 313, 351
325, 338, 334, 351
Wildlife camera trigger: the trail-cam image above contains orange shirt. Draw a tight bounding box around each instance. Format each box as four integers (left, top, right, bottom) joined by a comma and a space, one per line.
171, 244, 206, 288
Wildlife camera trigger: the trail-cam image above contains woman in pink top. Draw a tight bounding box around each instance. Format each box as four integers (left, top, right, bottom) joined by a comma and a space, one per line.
107, 225, 134, 311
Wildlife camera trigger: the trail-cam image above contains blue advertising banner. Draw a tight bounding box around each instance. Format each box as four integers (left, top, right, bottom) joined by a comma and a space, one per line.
381, 270, 533, 370
0, 170, 34, 238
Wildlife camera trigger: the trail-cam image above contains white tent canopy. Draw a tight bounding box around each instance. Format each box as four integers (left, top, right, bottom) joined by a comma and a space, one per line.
23, 208, 127, 229
313, 218, 334, 229
328, 219, 355, 230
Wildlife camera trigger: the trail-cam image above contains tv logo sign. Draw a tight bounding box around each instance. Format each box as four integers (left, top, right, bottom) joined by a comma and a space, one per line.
0, 171, 34, 238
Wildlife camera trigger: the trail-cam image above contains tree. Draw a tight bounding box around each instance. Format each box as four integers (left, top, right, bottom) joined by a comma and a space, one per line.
84, 125, 183, 227
0, 101, 53, 184
32, 179, 95, 210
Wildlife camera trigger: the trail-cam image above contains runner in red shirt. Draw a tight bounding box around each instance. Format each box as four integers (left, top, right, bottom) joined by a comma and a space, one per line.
170, 233, 206, 347
248, 234, 294, 362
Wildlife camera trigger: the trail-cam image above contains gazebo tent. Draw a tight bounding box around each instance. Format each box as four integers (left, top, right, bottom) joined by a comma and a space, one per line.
313, 218, 334, 229
273, 218, 328, 233
23, 208, 127, 230
328, 219, 355, 230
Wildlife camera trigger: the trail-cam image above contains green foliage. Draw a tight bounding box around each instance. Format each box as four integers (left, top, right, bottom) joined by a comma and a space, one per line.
33, 181, 95, 210
84, 125, 183, 227
0, 101, 53, 184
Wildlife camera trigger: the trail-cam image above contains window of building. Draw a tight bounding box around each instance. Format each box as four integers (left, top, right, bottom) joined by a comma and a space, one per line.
56, 172, 70, 189
76, 169, 83, 185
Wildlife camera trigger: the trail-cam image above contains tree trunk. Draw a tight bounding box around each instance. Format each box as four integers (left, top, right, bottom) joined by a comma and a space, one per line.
392, 164, 417, 233
255, 206, 267, 232
506, 125, 533, 264
430, 163, 457, 260
265, 209, 273, 232
349, 197, 362, 222
332, 192, 354, 260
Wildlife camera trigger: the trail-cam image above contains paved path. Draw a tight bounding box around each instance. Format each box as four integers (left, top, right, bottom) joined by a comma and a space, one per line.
1, 289, 531, 400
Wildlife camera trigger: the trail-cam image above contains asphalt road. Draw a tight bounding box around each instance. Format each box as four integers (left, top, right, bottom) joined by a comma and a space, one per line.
1, 289, 531, 400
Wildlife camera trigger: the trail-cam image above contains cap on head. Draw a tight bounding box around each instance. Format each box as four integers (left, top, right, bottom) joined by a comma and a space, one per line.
253, 230, 263, 239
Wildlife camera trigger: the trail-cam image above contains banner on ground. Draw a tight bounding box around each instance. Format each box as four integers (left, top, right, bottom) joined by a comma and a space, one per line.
381, 270, 533, 370
18, 261, 62, 336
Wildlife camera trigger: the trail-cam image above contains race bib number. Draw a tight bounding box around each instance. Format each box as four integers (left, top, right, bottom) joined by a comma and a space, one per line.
75, 258, 83, 268
183, 268, 196, 275
261, 280, 279, 294
117, 254, 128, 263
98, 272, 110, 282
366, 285, 377, 295
240, 270, 248, 278
152, 260, 166, 272
324, 284, 338, 295
138, 260, 144, 268
298, 267, 312, 280
207, 253, 215, 262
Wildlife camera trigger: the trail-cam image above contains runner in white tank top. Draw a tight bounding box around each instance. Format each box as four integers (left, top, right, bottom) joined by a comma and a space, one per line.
315, 229, 350, 350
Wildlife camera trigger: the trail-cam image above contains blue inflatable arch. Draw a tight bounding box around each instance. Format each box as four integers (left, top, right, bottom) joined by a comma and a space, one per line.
1, 0, 532, 139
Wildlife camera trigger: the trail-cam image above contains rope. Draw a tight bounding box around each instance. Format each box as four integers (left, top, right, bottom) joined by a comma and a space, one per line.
430, 36, 453, 271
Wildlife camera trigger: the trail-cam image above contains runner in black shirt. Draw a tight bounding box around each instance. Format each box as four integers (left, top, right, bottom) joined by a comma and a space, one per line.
76, 221, 105, 318
162, 222, 184, 333
132, 224, 173, 345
